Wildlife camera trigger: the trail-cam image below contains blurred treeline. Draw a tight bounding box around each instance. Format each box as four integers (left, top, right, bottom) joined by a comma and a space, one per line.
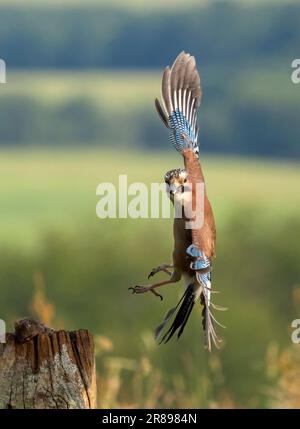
1, 2, 299, 68
0, 1, 299, 158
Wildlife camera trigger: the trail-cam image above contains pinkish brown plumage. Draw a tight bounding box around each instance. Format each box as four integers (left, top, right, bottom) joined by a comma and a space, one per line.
130, 52, 225, 350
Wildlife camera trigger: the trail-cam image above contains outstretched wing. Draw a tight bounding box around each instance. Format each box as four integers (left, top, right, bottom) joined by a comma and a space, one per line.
155, 51, 202, 157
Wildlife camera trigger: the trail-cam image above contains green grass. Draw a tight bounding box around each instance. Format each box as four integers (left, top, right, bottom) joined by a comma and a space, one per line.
1, 148, 299, 248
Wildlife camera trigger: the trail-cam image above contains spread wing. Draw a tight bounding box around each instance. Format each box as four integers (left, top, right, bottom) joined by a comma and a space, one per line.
155, 51, 201, 157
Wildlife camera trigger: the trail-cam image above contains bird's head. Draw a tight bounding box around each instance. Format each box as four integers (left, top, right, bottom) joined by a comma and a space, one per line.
164, 168, 188, 203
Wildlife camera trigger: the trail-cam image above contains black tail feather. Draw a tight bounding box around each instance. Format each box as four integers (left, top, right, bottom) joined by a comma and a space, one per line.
160, 284, 195, 343
177, 297, 195, 339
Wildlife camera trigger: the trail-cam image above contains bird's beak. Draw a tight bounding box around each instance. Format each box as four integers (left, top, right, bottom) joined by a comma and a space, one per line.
168, 184, 177, 196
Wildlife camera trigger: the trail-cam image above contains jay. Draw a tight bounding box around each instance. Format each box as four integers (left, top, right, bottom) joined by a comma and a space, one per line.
130, 52, 225, 350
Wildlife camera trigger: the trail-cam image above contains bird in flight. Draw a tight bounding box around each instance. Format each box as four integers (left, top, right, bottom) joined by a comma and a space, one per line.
129, 51, 225, 351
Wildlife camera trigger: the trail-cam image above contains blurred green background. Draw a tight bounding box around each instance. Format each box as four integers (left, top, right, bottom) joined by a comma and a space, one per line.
0, 0, 300, 408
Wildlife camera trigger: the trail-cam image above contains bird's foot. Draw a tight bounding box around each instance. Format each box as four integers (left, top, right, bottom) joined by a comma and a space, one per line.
148, 264, 172, 279
128, 285, 163, 301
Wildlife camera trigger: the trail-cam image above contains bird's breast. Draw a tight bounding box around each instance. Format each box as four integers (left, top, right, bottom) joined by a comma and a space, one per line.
173, 218, 193, 275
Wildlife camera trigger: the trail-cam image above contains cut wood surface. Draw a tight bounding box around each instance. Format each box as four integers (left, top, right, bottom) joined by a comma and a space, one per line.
0, 318, 97, 409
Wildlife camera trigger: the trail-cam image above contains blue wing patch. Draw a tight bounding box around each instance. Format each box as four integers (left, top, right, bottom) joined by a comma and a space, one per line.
190, 260, 210, 271
186, 244, 211, 272
186, 244, 201, 258
168, 109, 198, 155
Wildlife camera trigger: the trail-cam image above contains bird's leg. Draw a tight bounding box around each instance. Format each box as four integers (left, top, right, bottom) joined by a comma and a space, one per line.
129, 272, 180, 301
148, 263, 173, 279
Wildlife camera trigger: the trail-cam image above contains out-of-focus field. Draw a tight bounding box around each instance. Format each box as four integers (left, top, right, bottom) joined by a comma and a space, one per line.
4, 68, 298, 110
2, 69, 298, 159
0, 149, 300, 408
0, 148, 299, 247
2, 71, 158, 111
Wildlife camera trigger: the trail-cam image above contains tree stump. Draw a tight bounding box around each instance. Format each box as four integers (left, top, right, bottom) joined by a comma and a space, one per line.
0, 318, 97, 409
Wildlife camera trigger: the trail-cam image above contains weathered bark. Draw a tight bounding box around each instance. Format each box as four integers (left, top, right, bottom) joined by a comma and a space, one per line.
0, 319, 97, 409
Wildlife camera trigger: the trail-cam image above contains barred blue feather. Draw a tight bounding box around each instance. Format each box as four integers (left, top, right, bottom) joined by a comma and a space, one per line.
186, 244, 223, 350
187, 244, 207, 261
187, 244, 212, 294
186, 244, 201, 258
169, 109, 198, 155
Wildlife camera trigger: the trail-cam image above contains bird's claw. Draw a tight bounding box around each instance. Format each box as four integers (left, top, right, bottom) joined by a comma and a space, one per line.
128, 285, 163, 301
128, 285, 144, 294
147, 265, 172, 279
148, 269, 156, 279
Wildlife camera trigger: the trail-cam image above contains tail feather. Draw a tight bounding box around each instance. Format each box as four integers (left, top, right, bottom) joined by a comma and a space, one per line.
177, 295, 195, 339
154, 281, 225, 350
160, 284, 196, 343
156, 51, 201, 156
155, 244, 226, 350
200, 293, 220, 351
